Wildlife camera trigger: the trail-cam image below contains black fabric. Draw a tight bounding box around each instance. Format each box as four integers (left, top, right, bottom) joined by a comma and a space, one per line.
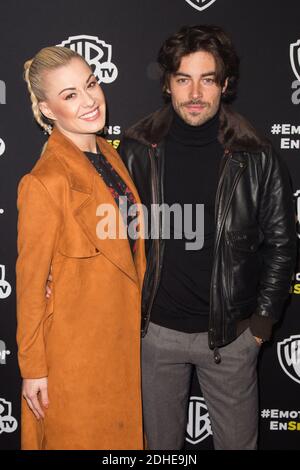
151, 111, 224, 333
120, 104, 296, 346
85, 147, 137, 255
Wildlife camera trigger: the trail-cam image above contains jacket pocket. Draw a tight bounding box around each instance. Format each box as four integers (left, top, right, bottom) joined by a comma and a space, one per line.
227, 229, 261, 253
57, 225, 101, 259
226, 229, 263, 305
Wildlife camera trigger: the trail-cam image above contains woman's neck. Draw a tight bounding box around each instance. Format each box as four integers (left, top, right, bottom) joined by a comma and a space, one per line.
55, 125, 98, 153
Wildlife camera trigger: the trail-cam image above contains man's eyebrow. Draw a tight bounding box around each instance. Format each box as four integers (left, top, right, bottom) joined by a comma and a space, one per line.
173, 71, 217, 78
173, 72, 191, 78
201, 71, 217, 77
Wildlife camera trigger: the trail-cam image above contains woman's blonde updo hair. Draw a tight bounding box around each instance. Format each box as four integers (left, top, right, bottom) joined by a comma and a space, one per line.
24, 46, 86, 135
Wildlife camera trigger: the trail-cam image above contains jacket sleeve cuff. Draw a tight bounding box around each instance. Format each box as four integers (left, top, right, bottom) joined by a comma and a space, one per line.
249, 313, 274, 341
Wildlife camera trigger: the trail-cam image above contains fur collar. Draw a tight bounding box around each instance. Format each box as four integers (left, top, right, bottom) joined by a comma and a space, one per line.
124, 104, 269, 153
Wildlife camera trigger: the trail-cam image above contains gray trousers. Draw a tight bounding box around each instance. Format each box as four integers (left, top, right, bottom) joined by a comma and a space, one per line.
142, 322, 260, 450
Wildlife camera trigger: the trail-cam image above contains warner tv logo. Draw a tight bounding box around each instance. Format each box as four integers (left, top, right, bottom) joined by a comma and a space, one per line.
186, 396, 212, 444
277, 335, 300, 384
0, 399, 18, 434
58, 35, 118, 84
0, 138, 5, 157
0, 265, 12, 299
290, 40, 300, 105
185, 0, 217, 11
0, 80, 5, 104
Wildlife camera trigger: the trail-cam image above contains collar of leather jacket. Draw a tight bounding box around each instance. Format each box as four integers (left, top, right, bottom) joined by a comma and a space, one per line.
124, 103, 270, 153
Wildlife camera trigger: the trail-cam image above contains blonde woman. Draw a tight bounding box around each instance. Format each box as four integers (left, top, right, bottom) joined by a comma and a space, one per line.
17, 46, 145, 449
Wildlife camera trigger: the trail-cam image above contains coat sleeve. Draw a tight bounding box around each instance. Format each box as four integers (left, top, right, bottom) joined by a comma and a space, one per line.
250, 148, 297, 340
16, 174, 61, 378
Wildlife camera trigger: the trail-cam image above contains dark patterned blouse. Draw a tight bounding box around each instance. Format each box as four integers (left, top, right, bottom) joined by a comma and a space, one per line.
85, 147, 137, 255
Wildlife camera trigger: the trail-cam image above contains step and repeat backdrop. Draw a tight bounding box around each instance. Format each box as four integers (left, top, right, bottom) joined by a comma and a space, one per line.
0, 0, 299, 450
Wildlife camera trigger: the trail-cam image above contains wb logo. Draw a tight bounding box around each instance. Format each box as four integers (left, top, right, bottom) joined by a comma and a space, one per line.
277, 335, 300, 384
0, 399, 18, 434
0, 265, 12, 299
294, 190, 300, 239
58, 35, 118, 84
186, 396, 212, 444
0, 138, 5, 157
290, 40, 300, 105
184, 0, 217, 12
0, 80, 5, 104
0, 340, 11, 365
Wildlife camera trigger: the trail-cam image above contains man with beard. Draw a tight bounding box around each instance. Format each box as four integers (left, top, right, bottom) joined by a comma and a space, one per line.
120, 24, 296, 450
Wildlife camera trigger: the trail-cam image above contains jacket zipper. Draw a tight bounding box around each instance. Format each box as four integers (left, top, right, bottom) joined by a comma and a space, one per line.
143, 146, 161, 332
209, 152, 231, 348
209, 154, 247, 346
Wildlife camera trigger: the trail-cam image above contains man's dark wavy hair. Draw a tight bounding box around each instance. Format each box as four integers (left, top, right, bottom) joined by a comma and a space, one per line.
157, 24, 240, 103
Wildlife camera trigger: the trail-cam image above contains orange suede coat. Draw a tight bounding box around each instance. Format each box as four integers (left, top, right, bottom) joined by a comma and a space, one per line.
16, 128, 146, 450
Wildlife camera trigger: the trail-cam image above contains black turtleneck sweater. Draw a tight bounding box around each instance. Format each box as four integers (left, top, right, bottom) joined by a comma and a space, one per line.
151, 110, 224, 333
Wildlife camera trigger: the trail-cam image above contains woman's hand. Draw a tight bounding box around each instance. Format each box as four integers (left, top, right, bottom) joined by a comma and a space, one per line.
46, 271, 53, 299
22, 377, 49, 420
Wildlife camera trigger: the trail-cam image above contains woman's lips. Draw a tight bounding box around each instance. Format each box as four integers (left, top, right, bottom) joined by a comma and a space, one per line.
80, 107, 100, 121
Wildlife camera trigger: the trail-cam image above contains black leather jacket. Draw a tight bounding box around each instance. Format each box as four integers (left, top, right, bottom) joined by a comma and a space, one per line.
120, 104, 297, 351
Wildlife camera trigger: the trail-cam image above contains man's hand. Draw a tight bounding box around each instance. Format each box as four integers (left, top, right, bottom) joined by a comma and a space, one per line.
22, 377, 49, 420
254, 336, 264, 345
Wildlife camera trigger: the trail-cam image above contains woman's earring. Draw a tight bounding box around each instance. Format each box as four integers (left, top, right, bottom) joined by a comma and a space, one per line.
44, 124, 53, 135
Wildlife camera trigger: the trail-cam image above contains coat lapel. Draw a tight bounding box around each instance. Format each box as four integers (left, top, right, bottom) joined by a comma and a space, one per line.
96, 137, 146, 289
46, 128, 142, 285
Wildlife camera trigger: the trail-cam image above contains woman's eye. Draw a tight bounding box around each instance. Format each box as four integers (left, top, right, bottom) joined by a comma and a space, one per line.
88, 81, 97, 88
65, 93, 76, 100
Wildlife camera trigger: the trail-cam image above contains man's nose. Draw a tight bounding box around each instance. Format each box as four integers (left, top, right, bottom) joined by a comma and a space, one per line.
190, 81, 203, 100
